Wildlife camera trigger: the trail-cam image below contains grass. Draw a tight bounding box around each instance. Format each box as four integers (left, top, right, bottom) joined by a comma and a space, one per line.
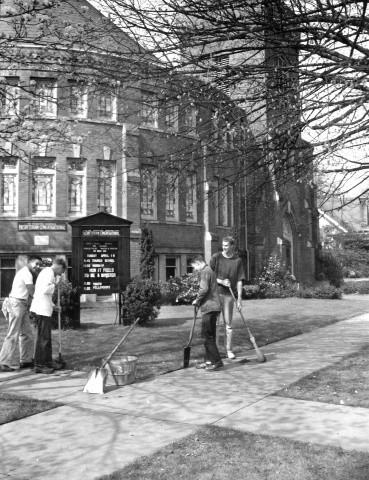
46, 295, 369, 380
97, 425, 369, 480
276, 343, 369, 408
0, 393, 61, 425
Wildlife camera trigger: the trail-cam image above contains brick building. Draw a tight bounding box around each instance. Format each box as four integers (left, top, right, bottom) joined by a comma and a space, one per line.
0, 0, 318, 298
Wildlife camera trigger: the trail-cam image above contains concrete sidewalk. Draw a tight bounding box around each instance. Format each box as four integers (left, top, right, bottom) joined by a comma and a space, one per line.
1, 313, 369, 479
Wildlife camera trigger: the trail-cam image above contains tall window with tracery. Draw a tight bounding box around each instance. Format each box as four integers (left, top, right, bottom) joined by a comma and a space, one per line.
69, 82, 87, 117
32, 158, 55, 215
1, 157, 18, 214
0, 78, 19, 116
185, 172, 197, 222
68, 159, 85, 215
32, 78, 57, 117
165, 170, 178, 221
141, 165, 157, 219
97, 160, 116, 213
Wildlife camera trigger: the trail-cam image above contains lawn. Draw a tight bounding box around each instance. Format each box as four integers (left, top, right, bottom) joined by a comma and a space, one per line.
0, 393, 61, 425
97, 425, 369, 480
276, 343, 369, 408
47, 295, 369, 380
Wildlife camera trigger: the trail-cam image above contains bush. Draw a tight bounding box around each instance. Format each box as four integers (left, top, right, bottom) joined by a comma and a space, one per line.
342, 281, 369, 295
51, 279, 80, 329
160, 274, 200, 305
316, 252, 344, 288
297, 285, 342, 299
139, 226, 155, 279
122, 277, 162, 325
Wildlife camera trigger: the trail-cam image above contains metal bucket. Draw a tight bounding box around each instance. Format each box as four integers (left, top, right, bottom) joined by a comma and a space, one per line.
103, 355, 137, 386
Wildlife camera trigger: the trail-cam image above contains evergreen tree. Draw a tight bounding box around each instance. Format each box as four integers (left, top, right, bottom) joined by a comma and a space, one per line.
139, 226, 155, 279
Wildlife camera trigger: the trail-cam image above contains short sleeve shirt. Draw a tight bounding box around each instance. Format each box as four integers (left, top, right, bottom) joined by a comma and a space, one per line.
10, 266, 33, 300
210, 253, 246, 295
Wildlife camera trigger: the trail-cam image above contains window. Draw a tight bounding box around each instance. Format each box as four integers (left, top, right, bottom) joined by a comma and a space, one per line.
0, 77, 19, 116
182, 106, 197, 133
186, 256, 194, 275
161, 102, 178, 131
31, 78, 57, 117
69, 82, 87, 117
141, 165, 157, 219
32, 158, 55, 215
1, 157, 18, 215
141, 94, 159, 128
98, 90, 117, 120
165, 170, 179, 221
0, 257, 16, 298
165, 256, 178, 280
68, 159, 85, 216
185, 172, 197, 222
215, 178, 233, 227
97, 160, 116, 213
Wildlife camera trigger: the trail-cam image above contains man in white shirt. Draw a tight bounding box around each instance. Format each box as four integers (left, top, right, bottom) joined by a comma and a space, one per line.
30, 258, 67, 374
0, 255, 43, 372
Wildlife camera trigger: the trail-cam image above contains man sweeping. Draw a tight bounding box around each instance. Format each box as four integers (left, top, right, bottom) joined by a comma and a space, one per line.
30, 258, 67, 374
191, 255, 223, 371
0, 255, 43, 372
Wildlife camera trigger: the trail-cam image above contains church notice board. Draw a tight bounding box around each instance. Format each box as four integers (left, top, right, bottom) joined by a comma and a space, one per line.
82, 231, 120, 293
69, 213, 132, 295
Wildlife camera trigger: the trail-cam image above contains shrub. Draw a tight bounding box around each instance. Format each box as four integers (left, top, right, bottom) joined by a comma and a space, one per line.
342, 281, 369, 295
51, 279, 80, 329
316, 252, 344, 288
256, 252, 297, 298
122, 277, 162, 325
297, 285, 342, 299
139, 226, 155, 279
160, 274, 200, 305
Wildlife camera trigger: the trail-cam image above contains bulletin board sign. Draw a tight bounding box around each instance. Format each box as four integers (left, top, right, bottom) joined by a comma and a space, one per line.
69, 212, 132, 295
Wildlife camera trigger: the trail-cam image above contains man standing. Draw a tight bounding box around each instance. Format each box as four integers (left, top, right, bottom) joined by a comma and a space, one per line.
210, 236, 246, 359
191, 255, 223, 371
30, 258, 67, 374
0, 255, 43, 372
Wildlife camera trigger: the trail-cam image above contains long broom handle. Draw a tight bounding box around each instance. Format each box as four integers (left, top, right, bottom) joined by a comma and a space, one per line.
101, 317, 140, 368
228, 287, 253, 337
57, 281, 62, 354
228, 287, 266, 363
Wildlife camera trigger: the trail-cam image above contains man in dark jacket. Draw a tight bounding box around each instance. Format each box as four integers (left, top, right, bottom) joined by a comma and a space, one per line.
191, 255, 223, 371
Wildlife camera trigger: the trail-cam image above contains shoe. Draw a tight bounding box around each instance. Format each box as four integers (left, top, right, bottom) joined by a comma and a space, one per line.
205, 362, 224, 371
19, 361, 34, 369
195, 362, 211, 369
34, 367, 54, 374
0, 364, 15, 372
227, 351, 236, 359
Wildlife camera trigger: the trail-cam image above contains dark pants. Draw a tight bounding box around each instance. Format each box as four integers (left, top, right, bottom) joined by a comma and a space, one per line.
32, 314, 53, 368
201, 311, 222, 364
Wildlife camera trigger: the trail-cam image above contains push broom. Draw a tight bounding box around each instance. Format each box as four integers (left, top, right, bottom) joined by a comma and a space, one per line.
54, 282, 66, 370
229, 287, 266, 363
83, 317, 140, 394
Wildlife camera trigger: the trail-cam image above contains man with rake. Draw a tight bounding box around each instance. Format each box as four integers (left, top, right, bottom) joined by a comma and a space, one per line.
210, 236, 246, 359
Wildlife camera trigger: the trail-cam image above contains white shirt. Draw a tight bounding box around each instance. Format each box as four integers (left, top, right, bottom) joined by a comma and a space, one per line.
10, 266, 33, 300
30, 267, 55, 317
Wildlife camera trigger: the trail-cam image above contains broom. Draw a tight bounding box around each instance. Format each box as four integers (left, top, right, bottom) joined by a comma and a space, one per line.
229, 287, 266, 363
54, 281, 66, 370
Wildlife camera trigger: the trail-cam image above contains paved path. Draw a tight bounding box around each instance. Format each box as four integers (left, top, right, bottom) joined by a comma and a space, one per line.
1, 313, 369, 479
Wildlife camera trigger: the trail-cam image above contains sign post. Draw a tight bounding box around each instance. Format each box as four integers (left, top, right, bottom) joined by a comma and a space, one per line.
69, 212, 132, 325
